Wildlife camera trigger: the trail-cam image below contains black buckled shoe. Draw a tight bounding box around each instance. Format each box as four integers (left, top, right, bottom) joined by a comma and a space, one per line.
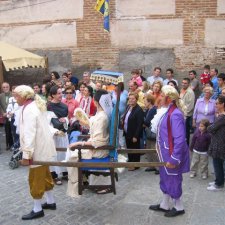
164, 207, 185, 217
22, 210, 44, 220
149, 204, 169, 212
42, 202, 56, 210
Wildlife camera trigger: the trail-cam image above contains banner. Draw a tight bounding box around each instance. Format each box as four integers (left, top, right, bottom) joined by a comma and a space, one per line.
95, 0, 109, 32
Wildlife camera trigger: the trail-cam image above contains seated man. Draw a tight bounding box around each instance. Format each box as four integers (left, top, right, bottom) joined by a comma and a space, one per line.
66, 89, 112, 197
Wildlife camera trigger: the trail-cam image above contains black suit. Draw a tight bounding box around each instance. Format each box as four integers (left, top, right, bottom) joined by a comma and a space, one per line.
0, 92, 13, 149
123, 104, 144, 163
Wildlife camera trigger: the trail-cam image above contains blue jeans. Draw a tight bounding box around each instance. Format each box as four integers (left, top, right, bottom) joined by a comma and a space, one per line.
213, 158, 224, 187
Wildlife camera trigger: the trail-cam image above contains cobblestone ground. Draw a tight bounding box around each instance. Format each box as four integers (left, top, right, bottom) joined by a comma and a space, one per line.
0, 128, 225, 225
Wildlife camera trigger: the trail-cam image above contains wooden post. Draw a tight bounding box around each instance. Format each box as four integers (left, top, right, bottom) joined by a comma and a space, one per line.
44, 55, 49, 75
0, 57, 4, 85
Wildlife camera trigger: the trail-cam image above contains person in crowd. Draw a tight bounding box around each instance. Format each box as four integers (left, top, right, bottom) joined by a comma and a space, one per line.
0, 82, 13, 150
75, 81, 86, 103
131, 69, 143, 87
168, 80, 180, 94
163, 68, 178, 86
217, 73, 225, 96
139, 68, 146, 81
62, 86, 79, 122
142, 81, 150, 94
210, 68, 219, 97
147, 67, 164, 85
200, 65, 211, 85
152, 80, 163, 107
67, 69, 79, 86
32, 83, 41, 95
143, 94, 158, 173
129, 81, 145, 109
14, 85, 56, 220
79, 86, 96, 117
190, 119, 211, 179
122, 92, 144, 171
192, 86, 216, 129
95, 80, 103, 91
47, 86, 69, 185
207, 95, 225, 191
6, 86, 20, 149
67, 89, 112, 196
189, 70, 201, 101
180, 78, 195, 145
82, 71, 96, 90
199, 81, 218, 100
112, 83, 128, 149
51, 71, 60, 85
62, 73, 70, 85
149, 85, 189, 217
221, 87, 225, 96
41, 83, 49, 101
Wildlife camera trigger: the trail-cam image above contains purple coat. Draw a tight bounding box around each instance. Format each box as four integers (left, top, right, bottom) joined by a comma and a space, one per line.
157, 106, 190, 175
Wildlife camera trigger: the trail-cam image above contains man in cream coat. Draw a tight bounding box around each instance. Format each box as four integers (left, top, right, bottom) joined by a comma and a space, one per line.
14, 85, 57, 220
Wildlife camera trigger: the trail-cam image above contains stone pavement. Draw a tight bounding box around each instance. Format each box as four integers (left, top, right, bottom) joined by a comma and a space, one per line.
0, 131, 225, 225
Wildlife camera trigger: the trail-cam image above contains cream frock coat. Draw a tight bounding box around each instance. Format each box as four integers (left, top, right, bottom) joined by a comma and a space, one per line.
19, 101, 56, 168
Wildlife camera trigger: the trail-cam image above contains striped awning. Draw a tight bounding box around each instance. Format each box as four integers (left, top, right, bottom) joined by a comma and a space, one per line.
91, 70, 124, 84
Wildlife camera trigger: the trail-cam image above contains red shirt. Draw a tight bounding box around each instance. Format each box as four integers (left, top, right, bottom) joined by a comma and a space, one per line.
200, 73, 210, 85
62, 98, 79, 120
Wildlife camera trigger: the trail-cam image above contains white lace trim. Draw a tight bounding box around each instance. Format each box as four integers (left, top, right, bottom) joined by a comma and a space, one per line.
151, 107, 168, 134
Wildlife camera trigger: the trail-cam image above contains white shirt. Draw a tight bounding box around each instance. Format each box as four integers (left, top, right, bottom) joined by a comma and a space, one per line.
147, 76, 163, 85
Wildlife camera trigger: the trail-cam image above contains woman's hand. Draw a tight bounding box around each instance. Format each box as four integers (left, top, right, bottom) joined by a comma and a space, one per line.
59, 117, 66, 123
165, 162, 176, 169
132, 137, 137, 143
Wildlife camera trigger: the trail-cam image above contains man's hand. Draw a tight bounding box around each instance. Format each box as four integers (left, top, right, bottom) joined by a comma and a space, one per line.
20, 159, 30, 166
165, 162, 176, 169
132, 137, 137, 143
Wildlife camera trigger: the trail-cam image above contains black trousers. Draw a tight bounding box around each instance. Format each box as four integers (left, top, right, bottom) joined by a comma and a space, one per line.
4, 119, 13, 148
185, 116, 192, 146
125, 137, 141, 163
213, 158, 224, 187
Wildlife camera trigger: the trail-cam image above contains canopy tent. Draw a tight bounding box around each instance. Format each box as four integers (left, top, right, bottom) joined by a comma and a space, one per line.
0, 41, 46, 71
91, 70, 124, 84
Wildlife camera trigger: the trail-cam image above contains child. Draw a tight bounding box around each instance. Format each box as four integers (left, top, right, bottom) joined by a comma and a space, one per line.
131, 69, 142, 87
190, 119, 211, 179
200, 65, 211, 85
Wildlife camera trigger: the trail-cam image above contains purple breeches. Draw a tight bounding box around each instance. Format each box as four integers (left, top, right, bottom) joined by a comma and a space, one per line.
159, 167, 183, 199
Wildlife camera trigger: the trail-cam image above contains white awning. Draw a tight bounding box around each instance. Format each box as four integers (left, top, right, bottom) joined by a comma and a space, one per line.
0, 41, 45, 71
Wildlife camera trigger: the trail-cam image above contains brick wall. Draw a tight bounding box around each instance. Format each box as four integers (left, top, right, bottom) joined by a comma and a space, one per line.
1, 0, 225, 83
73, 0, 225, 77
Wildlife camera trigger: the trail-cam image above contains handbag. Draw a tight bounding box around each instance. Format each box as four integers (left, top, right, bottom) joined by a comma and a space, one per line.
145, 126, 156, 140
51, 118, 65, 131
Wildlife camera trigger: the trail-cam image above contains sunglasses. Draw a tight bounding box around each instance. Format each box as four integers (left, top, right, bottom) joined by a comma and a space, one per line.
66, 92, 73, 94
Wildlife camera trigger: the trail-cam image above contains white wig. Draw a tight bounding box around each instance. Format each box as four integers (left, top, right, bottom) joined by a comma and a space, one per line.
161, 85, 186, 115
14, 85, 46, 112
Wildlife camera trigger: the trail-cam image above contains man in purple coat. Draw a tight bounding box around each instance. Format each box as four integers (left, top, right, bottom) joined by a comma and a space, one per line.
149, 85, 190, 217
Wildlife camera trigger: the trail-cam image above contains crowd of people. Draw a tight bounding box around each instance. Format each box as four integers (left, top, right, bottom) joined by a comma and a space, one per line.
0, 65, 225, 219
